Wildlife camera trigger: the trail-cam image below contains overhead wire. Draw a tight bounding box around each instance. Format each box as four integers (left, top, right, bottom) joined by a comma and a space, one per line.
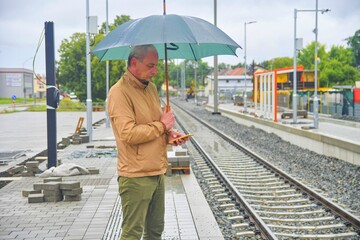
32, 27, 46, 85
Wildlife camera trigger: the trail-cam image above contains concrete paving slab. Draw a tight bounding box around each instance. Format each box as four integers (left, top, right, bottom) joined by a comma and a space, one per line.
0, 111, 224, 239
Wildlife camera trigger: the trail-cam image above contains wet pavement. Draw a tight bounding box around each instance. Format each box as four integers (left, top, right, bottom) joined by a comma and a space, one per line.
0, 110, 223, 240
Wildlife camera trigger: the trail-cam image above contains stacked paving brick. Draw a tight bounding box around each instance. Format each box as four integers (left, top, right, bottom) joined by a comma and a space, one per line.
22, 161, 40, 177
24, 177, 83, 203
72, 133, 89, 145
61, 181, 82, 201
166, 146, 191, 175
58, 137, 71, 149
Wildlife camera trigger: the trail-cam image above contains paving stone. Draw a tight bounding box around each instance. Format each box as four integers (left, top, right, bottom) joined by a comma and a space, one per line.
43, 177, 62, 183
28, 193, 44, 203
22, 171, 35, 177
22, 189, 42, 197
60, 181, 80, 190
25, 161, 39, 168
44, 195, 63, 202
64, 195, 82, 202
62, 188, 83, 196
8, 165, 25, 174
57, 143, 66, 149
43, 189, 62, 197
178, 159, 190, 167
80, 135, 90, 143
86, 167, 99, 174
166, 163, 172, 176
42, 182, 61, 191
72, 140, 81, 145
178, 156, 190, 167
175, 149, 188, 156
33, 183, 44, 190
34, 156, 47, 162
168, 156, 179, 167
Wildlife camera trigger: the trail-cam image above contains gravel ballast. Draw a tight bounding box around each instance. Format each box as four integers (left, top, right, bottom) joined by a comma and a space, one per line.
174, 99, 360, 218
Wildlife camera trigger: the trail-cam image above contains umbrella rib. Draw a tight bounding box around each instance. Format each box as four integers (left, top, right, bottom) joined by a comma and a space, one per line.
189, 44, 198, 61
227, 44, 239, 57
99, 49, 109, 61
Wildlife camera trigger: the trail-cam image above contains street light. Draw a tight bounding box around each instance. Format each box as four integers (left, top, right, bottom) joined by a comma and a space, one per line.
105, 0, 110, 128
292, 3, 330, 125
194, 61, 198, 105
22, 57, 34, 104
244, 21, 256, 113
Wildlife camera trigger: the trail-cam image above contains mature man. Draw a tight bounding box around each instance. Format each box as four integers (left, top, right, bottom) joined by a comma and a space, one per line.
107, 44, 188, 240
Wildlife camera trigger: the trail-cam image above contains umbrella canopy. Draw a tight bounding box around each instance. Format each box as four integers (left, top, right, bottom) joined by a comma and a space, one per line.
91, 14, 241, 61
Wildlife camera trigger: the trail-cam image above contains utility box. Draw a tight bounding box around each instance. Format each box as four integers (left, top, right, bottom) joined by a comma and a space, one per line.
89, 16, 98, 34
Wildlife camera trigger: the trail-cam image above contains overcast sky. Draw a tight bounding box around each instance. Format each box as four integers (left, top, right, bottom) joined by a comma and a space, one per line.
0, 0, 359, 74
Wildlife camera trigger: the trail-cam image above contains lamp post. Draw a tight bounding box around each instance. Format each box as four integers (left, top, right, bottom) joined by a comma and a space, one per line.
213, 0, 220, 114
244, 21, 256, 113
194, 61, 198, 105
293, 4, 329, 126
22, 57, 34, 104
86, 0, 93, 141
105, 0, 110, 128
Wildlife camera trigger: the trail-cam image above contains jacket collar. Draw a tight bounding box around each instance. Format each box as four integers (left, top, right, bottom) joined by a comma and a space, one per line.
125, 69, 149, 90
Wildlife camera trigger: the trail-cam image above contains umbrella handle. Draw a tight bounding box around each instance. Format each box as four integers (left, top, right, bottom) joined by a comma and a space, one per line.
166, 43, 179, 51
165, 105, 171, 112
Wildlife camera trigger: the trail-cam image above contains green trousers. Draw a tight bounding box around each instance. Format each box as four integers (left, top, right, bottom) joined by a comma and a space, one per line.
118, 175, 165, 240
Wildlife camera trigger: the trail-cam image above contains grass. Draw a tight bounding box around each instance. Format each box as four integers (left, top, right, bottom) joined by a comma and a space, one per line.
0, 98, 45, 105
57, 99, 86, 111
1, 98, 86, 113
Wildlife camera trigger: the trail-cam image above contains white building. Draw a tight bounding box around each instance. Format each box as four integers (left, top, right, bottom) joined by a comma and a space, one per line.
204, 70, 253, 98
0, 68, 34, 100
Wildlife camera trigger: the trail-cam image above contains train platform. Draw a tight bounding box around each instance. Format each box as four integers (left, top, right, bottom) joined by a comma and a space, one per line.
220, 103, 360, 144
0, 111, 223, 240
208, 102, 360, 164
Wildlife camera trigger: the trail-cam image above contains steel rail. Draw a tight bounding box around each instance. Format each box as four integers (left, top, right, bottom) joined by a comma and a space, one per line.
172, 104, 277, 239
172, 101, 360, 234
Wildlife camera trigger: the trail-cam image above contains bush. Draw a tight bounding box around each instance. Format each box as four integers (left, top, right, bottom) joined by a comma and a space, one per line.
58, 99, 86, 111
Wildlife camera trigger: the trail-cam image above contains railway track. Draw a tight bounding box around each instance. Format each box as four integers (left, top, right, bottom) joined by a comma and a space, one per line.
171, 101, 360, 239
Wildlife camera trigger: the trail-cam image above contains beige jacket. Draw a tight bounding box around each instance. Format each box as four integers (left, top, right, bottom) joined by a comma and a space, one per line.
107, 70, 167, 177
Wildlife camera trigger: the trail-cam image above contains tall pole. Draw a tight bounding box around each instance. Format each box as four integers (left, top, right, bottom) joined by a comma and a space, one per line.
313, 0, 319, 129
244, 22, 247, 112
292, 6, 329, 127
213, 0, 220, 114
86, 0, 93, 140
194, 61, 198, 105
45, 22, 57, 168
293, 9, 298, 123
163, 0, 170, 111
22, 57, 33, 104
244, 21, 256, 113
105, 0, 110, 128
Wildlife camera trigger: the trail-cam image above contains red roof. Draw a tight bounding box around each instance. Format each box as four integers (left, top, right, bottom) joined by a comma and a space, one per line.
226, 67, 245, 76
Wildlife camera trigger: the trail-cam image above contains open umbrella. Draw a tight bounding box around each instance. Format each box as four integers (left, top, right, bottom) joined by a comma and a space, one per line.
91, 13, 241, 108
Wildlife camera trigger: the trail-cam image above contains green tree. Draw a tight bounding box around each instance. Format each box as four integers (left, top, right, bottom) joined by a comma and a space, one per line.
99, 15, 131, 34
57, 33, 87, 100
297, 41, 327, 70
57, 15, 131, 102
260, 57, 293, 70
320, 45, 358, 87
347, 29, 360, 67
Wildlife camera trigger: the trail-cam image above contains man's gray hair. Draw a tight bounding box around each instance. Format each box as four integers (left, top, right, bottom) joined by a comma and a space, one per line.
128, 45, 157, 66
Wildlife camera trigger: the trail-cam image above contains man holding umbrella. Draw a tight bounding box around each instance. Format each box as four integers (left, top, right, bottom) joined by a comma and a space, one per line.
107, 44, 189, 240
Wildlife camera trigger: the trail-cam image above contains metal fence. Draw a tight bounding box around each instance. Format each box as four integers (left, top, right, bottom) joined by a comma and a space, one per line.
278, 91, 360, 118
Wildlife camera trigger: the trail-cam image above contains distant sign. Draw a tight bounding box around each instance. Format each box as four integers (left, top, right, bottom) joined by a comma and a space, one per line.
6, 73, 22, 87
12, 95, 17, 101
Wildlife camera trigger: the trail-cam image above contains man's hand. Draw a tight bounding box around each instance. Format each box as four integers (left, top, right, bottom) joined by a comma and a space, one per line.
160, 106, 175, 131
168, 130, 190, 146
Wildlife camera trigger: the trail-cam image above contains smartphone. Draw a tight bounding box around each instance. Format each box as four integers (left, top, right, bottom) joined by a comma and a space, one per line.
168, 133, 193, 143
